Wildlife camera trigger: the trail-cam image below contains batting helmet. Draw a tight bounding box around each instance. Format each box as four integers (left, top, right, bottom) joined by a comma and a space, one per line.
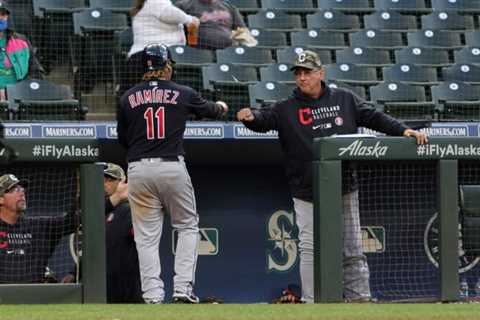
142, 43, 174, 72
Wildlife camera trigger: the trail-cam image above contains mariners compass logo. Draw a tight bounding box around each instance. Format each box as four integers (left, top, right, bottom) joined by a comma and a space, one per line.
266, 210, 298, 273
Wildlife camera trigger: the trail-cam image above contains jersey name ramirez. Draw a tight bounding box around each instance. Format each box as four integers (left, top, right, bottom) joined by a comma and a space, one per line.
127, 87, 180, 109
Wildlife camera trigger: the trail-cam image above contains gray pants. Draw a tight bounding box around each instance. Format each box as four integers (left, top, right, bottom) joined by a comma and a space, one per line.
293, 190, 371, 303
128, 157, 199, 302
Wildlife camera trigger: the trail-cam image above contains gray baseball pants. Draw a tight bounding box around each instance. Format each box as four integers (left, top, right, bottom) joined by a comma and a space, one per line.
293, 190, 371, 303
128, 157, 199, 302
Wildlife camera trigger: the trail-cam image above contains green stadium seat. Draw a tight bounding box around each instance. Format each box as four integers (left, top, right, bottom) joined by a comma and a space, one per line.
89, 0, 132, 14
373, 0, 431, 14
394, 46, 451, 67
324, 63, 380, 85
431, 0, 480, 14
369, 81, 435, 120
216, 46, 274, 66
260, 0, 315, 13
407, 30, 463, 49
71, 8, 128, 96
454, 47, 480, 65
382, 64, 439, 86
432, 81, 480, 120
317, 0, 373, 13
249, 28, 288, 49
6, 79, 87, 121
248, 81, 292, 107
349, 29, 405, 50
364, 10, 418, 32
247, 10, 303, 31
306, 10, 361, 32
226, 0, 260, 14
259, 63, 295, 84
421, 11, 475, 32
291, 29, 347, 50
335, 47, 392, 67
327, 81, 368, 100
170, 45, 215, 92
442, 63, 480, 85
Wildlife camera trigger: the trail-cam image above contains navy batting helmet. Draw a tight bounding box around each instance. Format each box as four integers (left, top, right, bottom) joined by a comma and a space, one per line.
142, 43, 174, 72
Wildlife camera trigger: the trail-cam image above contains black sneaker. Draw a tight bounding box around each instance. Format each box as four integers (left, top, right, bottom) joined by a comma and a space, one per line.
172, 292, 200, 304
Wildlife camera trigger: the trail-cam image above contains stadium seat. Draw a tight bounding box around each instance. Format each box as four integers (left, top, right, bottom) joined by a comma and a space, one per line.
323, 63, 379, 85
349, 29, 405, 50
248, 81, 292, 107
260, 0, 315, 13
317, 0, 373, 13
363, 10, 418, 32
407, 30, 463, 49
373, 0, 431, 14
216, 46, 274, 66
454, 47, 480, 65
395, 46, 451, 67
259, 63, 295, 84
306, 10, 361, 32
170, 45, 215, 92
201, 63, 257, 116
327, 81, 368, 100
382, 64, 439, 85
6, 79, 87, 121
335, 47, 392, 67
290, 29, 347, 50
249, 29, 288, 49
465, 31, 480, 48
421, 11, 475, 31
32, 0, 87, 71
89, 0, 132, 14
112, 27, 133, 94
369, 81, 435, 120
442, 63, 480, 85
431, 81, 480, 120
431, 0, 480, 14
227, 0, 260, 13
275, 47, 333, 65
71, 8, 128, 95
201, 63, 258, 91
247, 10, 303, 31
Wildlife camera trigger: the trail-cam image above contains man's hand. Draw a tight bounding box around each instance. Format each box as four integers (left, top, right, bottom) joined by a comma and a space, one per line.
237, 108, 255, 121
188, 16, 200, 28
216, 101, 229, 115
403, 129, 428, 145
110, 180, 128, 206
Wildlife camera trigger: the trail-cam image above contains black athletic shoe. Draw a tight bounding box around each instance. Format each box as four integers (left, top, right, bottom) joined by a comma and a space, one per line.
172, 292, 200, 304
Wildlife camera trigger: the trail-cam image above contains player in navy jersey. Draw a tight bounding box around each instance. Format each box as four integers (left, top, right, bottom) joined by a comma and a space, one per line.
117, 43, 228, 304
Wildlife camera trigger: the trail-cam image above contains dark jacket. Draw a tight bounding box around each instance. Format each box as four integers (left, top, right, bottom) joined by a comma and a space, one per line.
117, 79, 224, 162
105, 198, 142, 303
242, 82, 409, 201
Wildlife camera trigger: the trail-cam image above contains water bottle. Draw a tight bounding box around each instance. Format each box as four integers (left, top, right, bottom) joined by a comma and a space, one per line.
459, 277, 469, 301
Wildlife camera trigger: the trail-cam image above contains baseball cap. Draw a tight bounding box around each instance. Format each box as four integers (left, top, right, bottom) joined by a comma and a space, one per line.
290, 50, 322, 71
103, 163, 126, 181
0, 174, 27, 196
0, 1, 11, 14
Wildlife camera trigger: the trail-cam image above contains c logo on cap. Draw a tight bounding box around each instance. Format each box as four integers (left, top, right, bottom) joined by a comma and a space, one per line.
298, 53, 307, 62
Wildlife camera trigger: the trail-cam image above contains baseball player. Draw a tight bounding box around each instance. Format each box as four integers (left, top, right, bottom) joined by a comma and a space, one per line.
117, 43, 228, 304
237, 50, 427, 303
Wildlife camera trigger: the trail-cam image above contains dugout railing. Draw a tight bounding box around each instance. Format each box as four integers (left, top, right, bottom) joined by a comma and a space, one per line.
313, 136, 480, 303
0, 139, 105, 304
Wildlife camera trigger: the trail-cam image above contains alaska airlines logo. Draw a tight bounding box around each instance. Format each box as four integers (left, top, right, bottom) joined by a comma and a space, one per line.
338, 140, 388, 158
267, 210, 298, 273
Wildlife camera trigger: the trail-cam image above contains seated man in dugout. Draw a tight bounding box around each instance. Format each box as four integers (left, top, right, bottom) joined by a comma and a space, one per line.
0, 1, 44, 99
0, 174, 78, 283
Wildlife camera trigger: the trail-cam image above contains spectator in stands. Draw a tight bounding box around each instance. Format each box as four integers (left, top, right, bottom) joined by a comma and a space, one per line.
119, 0, 199, 95
237, 50, 428, 303
102, 162, 143, 303
175, 0, 255, 50
0, 1, 44, 96
0, 174, 78, 283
